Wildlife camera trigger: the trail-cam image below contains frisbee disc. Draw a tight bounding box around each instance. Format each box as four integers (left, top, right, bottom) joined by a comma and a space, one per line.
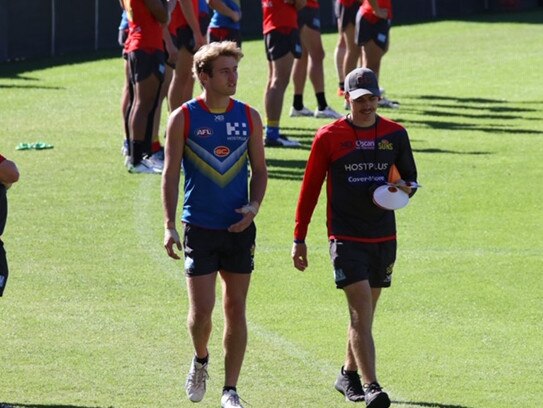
372, 185, 409, 210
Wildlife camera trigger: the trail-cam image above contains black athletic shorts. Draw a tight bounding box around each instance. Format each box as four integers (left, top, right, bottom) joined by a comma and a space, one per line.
329, 239, 396, 289
356, 14, 391, 51
298, 6, 321, 31
264, 28, 302, 61
0, 240, 7, 297
208, 27, 242, 48
183, 223, 256, 276
335, 1, 358, 30
174, 26, 198, 54
199, 13, 211, 36
127, 49, 166, 83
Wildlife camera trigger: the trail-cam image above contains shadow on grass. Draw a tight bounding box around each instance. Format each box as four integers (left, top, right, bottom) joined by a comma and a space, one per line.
395, 9, 543, 27
266, 145, 489, 181
0, 404, 113, 408
455, 9, 543, 25
413, 147, 489, 155
267, 158, 307, 181
265, 92, 520, 179
393, 94, 543, 135
0, 50, 120, 79
392, 401, 472, 408
0, 83, 64, 90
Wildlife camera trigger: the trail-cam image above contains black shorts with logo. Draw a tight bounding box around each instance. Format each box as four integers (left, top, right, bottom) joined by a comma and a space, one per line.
200, 13, 211, 36
356, 14, 391, 51
298, 6, 321, 31
174, 26, 198, 54
264, 28, 302, 61
127, 49, 166, 83
335, 1, 358, 30
329, 239, 397, 289
208, 27, 242, 48
183, 223, 256, 276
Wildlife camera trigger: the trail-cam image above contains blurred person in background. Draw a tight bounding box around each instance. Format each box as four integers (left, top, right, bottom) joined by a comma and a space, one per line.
262, 0, 306, 148
0, 154, 20, 297
289, 0, 342, 120
356, 0, 399, 108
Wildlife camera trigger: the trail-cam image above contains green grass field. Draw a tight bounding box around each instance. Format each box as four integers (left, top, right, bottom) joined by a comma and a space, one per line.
1, 10, 542, 408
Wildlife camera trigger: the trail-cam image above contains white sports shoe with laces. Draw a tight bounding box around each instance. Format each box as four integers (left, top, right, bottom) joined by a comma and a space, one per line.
221, 390, 245, 408
289, 106, 314, 117
146, 149, 164, 172
378, 97, 400, 109
127, 158, 162, 174
185, 358, 209, 402
314, 106, 343, 119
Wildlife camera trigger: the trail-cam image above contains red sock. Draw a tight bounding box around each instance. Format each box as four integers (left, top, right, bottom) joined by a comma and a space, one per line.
151, 141, 162, 153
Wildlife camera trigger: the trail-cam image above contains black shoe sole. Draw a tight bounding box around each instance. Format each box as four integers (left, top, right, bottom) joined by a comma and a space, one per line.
366, 392, 390, 408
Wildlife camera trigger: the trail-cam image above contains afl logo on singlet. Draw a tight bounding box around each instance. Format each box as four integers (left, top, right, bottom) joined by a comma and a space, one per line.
214, 146, 230, 157
196, 127, 213, 137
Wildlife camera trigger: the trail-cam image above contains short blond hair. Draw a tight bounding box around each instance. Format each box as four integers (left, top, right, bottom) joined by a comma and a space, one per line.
192, 41, 244, 83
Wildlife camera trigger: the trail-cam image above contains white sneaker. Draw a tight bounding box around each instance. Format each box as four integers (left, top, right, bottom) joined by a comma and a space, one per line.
121, 140, 129, 157
221, 390, 245, 408
378, 97, 400, 109
127, 158, 162, 174
265, 135, 301, 148
314, 106, 342, 119
146, 149, 164, 172
185, 359, 209, 402
289, 106, 314, 117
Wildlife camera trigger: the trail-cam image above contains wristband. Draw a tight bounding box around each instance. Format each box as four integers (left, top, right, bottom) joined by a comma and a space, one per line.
293, 239, 305, 244
240, 203, 259, 216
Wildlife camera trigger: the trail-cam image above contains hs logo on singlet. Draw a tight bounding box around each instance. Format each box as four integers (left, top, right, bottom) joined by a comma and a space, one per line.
226, 122, 248, 137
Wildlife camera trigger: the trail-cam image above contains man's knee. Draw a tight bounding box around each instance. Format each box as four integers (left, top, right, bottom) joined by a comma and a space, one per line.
223, 296, 246, 320
269, 74, 290, 91
310, 46, 325, 62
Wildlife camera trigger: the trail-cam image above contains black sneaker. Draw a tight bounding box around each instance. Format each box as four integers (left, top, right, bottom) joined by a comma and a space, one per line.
334, 367, 365, 402
363, 382, 390, 408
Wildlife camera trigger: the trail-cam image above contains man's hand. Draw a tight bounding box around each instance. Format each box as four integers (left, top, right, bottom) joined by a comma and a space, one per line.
194, 32, 206, 52
228, 202, 259, 233
164, 228, 182, 259
292, 242, 308, 271
373, 6, 388, 19
392, 179, 421, 195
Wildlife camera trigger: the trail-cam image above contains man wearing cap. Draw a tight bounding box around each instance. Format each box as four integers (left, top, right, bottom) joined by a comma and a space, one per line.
291, 67, 418, 407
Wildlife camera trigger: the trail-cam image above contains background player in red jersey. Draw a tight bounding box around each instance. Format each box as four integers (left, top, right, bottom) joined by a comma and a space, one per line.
291, 67, 418, 407
120, 0, 172, 173
289, 0, 342, 120
168, 0, 206, 111
356, 0, 399, 108
261, 0, 306, 147
334, 0, 361, 100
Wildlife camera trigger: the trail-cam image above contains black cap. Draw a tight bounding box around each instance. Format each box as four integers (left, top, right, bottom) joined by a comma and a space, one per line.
344, 68, 381, 99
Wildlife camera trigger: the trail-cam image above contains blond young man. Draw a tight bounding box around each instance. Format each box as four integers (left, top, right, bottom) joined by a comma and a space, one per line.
162, 41, 267, 408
